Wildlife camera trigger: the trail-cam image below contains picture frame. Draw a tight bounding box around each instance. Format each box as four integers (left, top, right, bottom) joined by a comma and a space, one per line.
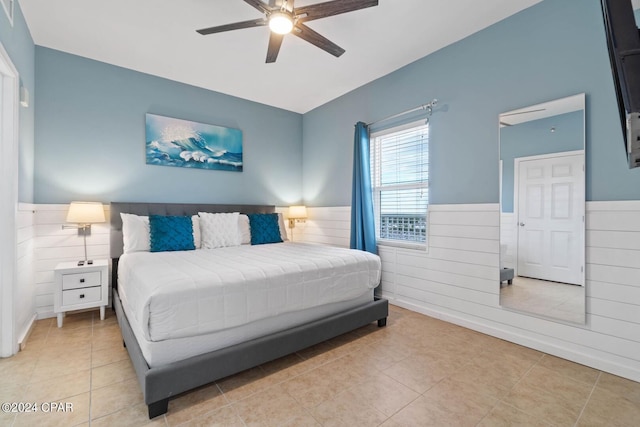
145, 113, 243, 172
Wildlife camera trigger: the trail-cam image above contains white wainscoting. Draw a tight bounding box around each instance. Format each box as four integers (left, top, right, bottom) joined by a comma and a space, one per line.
33, 204, 110, 319
34, 205, 333, 318
26, 202, 640, 381
16, 203, 36, 346
304, 203, 640, 383
278, 206, 350, 248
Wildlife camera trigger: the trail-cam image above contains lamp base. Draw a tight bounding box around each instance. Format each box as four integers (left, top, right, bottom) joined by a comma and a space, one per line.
77, 259, 94, 267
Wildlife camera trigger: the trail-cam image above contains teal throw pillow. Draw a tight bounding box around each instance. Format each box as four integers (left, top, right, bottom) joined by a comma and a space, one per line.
248, 213, 283, 245
149, 215, 195, 252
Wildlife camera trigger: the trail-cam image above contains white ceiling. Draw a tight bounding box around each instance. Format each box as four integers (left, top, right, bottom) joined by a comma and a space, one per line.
20, 0, 542, 113
500, 93, 585, 126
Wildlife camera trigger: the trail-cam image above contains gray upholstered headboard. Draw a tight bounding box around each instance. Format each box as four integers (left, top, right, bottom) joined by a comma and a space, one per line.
109, 202, 275, 259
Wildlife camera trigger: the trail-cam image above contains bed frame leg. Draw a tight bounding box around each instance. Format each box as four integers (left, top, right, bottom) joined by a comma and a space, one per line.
377, 318, 387, 327
148, 399, 169, 419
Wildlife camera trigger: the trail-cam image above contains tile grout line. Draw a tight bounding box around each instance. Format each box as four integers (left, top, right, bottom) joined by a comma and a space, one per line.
481, 352, 546, 424
374, 370, 422, 423
12, 317, 53, 427
219, 381, 239, 421
215, 347, 360, 411
213, 335, 391, 425
88, 312, 94, 427
471, 346, 543, 426
573, 371, 601, 427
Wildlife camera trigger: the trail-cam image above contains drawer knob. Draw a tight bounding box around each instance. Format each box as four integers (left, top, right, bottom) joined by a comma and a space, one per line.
80, 294, 85, 299
80, 278, 85, 283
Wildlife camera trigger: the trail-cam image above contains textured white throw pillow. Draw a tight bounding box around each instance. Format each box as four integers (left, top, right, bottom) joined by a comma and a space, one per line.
238, 214, 251, 245
277, 213, 289, 242
192, 215, 201, 249
121, 213, 150, 253
199, 212, 241, 249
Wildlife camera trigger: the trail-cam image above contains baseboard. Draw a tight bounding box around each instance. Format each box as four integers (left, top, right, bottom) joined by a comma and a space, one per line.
383, 294, 640, 383
37, 306, 109, 321
18, 314, 37, 351
37, 310, 55, 320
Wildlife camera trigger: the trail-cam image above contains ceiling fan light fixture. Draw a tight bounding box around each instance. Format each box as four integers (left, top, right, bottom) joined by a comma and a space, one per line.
269, 12, 293, 35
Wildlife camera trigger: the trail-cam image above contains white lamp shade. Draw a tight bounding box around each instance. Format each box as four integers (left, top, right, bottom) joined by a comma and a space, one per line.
288, 205, 308, 219
66, 202, 105, 224
269, 12, 294, 34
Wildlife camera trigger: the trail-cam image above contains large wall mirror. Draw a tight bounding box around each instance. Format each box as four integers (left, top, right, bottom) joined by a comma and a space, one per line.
499, 93, 586, 324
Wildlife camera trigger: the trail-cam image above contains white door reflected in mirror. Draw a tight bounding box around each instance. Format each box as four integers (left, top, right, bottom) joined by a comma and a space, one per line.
499, 93, 586, 324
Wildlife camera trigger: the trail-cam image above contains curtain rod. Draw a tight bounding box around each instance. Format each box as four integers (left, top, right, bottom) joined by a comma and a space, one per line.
366, 99, 438, 127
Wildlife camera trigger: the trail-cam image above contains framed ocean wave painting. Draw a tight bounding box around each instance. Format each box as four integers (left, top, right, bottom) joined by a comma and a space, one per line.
145, 114, 243, 172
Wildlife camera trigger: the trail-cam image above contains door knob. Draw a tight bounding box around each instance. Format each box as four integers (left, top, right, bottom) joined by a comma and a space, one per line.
519, 222, 525, 226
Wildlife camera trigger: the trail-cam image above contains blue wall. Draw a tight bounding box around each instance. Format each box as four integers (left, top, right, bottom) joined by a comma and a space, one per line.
302, 0, 640, 207
0, 2, 35, 202
500, 111, 584, 212
34, 47, 303, 205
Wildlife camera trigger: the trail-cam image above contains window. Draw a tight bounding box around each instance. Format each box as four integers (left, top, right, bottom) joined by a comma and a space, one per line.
370, 122, 429, 245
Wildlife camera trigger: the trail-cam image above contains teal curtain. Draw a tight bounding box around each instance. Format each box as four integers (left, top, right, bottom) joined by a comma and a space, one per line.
350, 122, 377, 254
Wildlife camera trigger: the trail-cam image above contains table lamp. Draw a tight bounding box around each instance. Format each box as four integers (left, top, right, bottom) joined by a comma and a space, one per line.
63, 201, 105, 266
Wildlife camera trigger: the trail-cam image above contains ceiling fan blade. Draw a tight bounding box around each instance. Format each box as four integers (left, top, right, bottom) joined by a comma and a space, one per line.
196, 18, 267, 35
266, 32, 285, 63
293, 23, 345, 57
296, 0, 378, 23
244, 0, 271, 14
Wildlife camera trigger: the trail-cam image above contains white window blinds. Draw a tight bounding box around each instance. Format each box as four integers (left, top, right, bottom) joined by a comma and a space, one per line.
370, 123, 429, 243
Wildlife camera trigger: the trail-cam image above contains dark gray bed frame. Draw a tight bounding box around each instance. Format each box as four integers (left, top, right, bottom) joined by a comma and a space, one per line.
109, 202, 389, 419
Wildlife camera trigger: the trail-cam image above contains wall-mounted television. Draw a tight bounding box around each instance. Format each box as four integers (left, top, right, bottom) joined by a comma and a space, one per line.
601, 0, 640, 168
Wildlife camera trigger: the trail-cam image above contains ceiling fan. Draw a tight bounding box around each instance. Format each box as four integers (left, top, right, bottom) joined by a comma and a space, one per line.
196, 0, 379, 63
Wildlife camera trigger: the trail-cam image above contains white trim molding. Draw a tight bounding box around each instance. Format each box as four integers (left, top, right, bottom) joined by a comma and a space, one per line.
0, 41, 20, 357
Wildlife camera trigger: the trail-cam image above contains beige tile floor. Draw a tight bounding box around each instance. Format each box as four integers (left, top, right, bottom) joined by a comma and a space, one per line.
501, 276, 585, 324
1, 305, 639, 426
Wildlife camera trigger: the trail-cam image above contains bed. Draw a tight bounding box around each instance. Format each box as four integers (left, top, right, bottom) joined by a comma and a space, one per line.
110, 202, 389, 419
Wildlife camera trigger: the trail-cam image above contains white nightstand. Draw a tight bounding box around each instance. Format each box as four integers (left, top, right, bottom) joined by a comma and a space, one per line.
54, 259, 109, 328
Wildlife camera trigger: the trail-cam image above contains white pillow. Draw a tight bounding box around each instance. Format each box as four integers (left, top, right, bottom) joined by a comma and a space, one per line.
192, 215, 201, 249
121, 213, 150, 253
238, 214, 251, 245
277, 213, 289, 242
199, 212, 240, 249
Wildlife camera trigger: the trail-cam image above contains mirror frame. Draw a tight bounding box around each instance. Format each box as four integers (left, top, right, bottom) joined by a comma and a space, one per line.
498, 93, 586, 324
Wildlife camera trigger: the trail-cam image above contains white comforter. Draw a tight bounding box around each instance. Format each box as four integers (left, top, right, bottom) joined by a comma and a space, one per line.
118, 242, 381, 342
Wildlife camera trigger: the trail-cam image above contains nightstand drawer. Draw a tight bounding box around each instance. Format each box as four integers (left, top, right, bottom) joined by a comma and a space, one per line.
62, 271, 101, 290
62, 286, 101, 306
